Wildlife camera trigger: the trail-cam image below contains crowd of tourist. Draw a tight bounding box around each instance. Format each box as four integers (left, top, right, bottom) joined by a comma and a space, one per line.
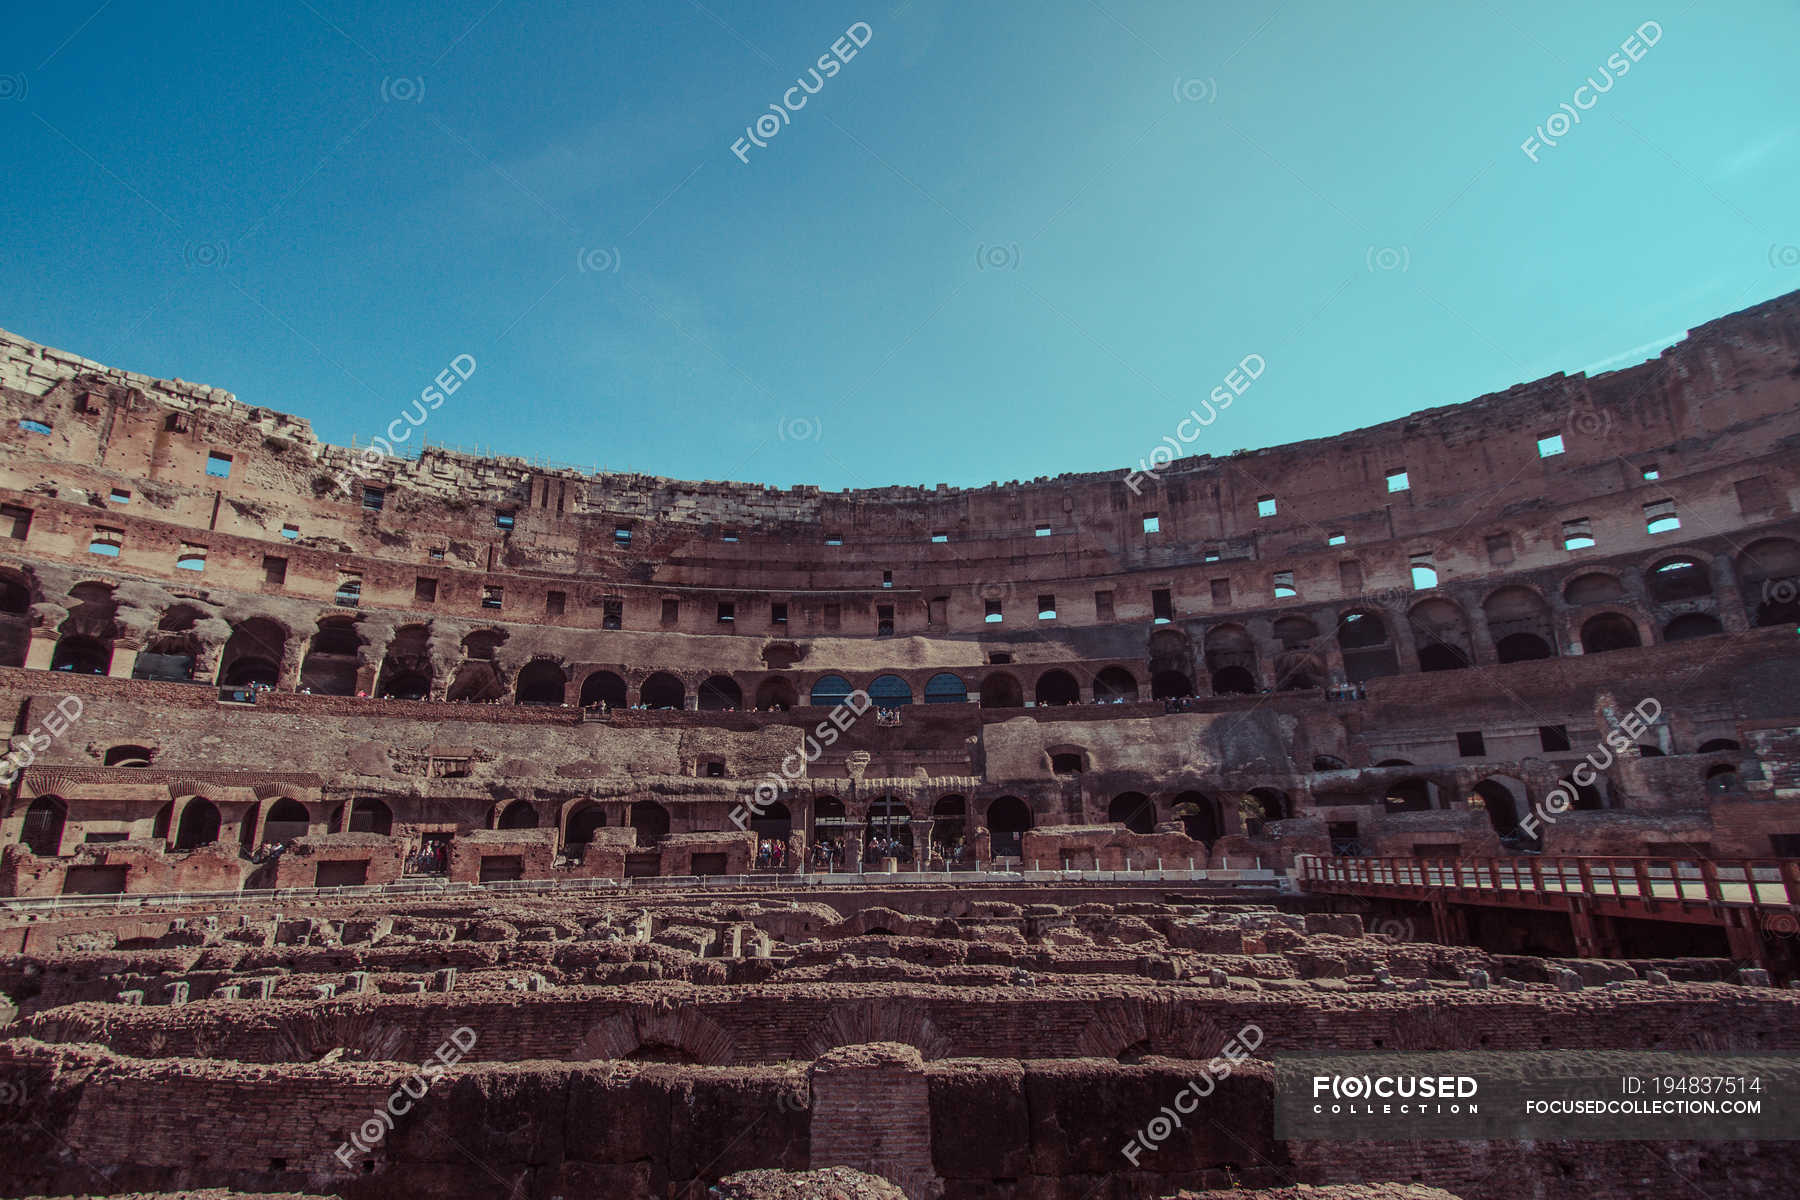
403, 842, 449, 874
754, 837, 788, 869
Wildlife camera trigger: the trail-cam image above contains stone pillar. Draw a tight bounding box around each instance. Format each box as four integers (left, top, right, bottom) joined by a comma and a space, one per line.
23, 629, 58, 671
808, 1043, 939, 1200
1465, 604, 1498, 665
914, 818, 934, 867
106, 641, 139, 679
1713, 555, 1751, 632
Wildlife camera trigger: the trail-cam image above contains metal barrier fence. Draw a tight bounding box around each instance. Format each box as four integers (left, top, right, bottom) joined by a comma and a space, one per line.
0, 866, 1282, 916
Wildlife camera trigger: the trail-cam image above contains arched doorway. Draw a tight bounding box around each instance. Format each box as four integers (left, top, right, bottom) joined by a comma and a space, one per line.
173, 798, 221, 850
932, 794, 966, 856
924, 673, 968, 704
1580, 612, 1642, 654
580, 670, 628, 709
1107, 792, 1155, 834
496, 800, 539, 829
986, 795, 1031, 857
812, 796, 847, 844
375, 624, 433, 698
810, 674, 854, 707
1150, 670, 1194, 699
20, 796, 66, 856
1484, 586, 1557, 662
865, 797, 912, 860
299, 618, 361, 695
1737, 538, 1800, 626
979, 672, 1023, 708
515, 660, 566, 705
1171, 791, 1217, 842
1338, 610, 1399, 683
347, 797, 392, 835
51, 635, 110, 675
640, 673, 685, 710
754, 677, 798, 710
1033, 670, 1079, 706
1092, 667, 1138, 703
698, 675, 743, 710
1662, 613, 1723, 641
1471, 777, 1525, 838
262, 798, 310, 843
1384, 778, 1437, 813
566, 803, 608, 845
1209, 665, 1256, 695
749, 800, 791, 842
868, 674, 913, 707
630, 800, 670, 845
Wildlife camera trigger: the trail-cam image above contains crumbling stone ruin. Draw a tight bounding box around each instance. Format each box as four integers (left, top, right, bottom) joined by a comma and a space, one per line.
2, 293, 1800, 1195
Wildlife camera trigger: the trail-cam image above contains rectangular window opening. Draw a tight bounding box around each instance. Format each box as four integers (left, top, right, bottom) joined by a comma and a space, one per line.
717, 601, 735, 624
1644, 499, 1680, 535
602, 597, 623, 630
1456, 731, 1486, 757
1386, 468, 1410, 493
1539, 724, 1571, 752
661, 598, 679, 625
205, 452, 232, 478
1537, 433, 1565, 458
1035, 524, 1052, 537
362, 487, 386, 512
771, 601, 788, 626
1327, 532, 1346, 546
1037, 594, 1056, 620
546, 590, 566, 617
984, 598, 1003, 624
1273, 571, 1296, 599
262, 555, 287, 586
1142, 513, 1160, 533
1257, 495, 1277, 518
414, 577, 437, 603
1, 505, 30, 540
1562, 518, 1595, 551
1153, 588, 1174, 622
482, 585, 503, 610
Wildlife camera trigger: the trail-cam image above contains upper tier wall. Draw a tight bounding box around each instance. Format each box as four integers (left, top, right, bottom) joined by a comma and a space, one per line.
1, 291, 1797, 622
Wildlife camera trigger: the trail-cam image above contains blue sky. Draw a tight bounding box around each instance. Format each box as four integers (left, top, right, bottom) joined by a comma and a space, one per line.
2, 1, 1795, 490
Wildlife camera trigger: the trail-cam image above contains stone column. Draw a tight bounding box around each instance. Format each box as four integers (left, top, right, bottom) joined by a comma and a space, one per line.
24, 629, 58, 671
1712, 555, 1751, 632
107, 640, 140, 679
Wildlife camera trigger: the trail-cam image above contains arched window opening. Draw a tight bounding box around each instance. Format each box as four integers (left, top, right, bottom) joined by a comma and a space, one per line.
754, 677, 798, 710
1210, 665, 1257, 695
1661, 613, 1723, 642
1580, 612, 1642, 654
566, 803, 608, 845
103, 744, 153, 768
810, 674, 853, 707
515, 660, 566, 706
1649, 557, 1712, 602
1091, 666, 1138, 703
630, 800, 670, 845
20, 797, 66, 856
978, 672, 1024, 708
923, 672, 968, 704
1171, 791, 1217, 843
580, 670, 629, 709
1150, 670, 1194, 699
986, 795, 1032, 858
1033, 670, 1080, 706
868, 674, 913, 707
1108, 792, 1155, 834
173, 798, 221, 850
640, 672, 685, 710
496, 801, 539, 830
698, 675, 743, 710
348, 797, 392, 835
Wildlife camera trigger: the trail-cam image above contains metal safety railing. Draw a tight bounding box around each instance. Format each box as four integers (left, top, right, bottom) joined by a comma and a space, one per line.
0, 865, 1282, 916
1298, 854, 1800, 911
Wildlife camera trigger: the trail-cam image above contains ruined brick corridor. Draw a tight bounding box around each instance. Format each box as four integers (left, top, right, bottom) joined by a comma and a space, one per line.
2, 292, 1800, 1195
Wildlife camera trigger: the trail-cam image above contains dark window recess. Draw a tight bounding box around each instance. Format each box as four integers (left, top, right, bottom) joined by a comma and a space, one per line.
614, 526, 632, 544
362, 487, 385, 512
988, 653, 1013, 664
1153, 588, 1174, 620
771, 601, 788, 625
1094, 590, 1114, 622
546, 590, 566, 617
1539, 725, 1571, 752
717, 601, 735, 624
984, 598, 1003, 623
704, 761, 726, 778
414, 577, 437, 603
1, 505, 31, 539
823, 603, 841, 630
482, 586, 503, 609
602, 597, 623, 630
262, 556, 287, 586
1209, 579, 1230, 605
877, 604, 895, 636
661, 598, 679, 625
1339, 560, 1364, 591
1770, 833, 1800, 857
927, 596, 947, 626
1456, 731, 1486, 757
1485, 533, 1514, 565
495, 512, 515, 531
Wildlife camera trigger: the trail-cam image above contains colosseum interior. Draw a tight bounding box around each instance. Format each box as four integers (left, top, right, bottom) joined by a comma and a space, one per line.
3, 291, 1800, 1197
